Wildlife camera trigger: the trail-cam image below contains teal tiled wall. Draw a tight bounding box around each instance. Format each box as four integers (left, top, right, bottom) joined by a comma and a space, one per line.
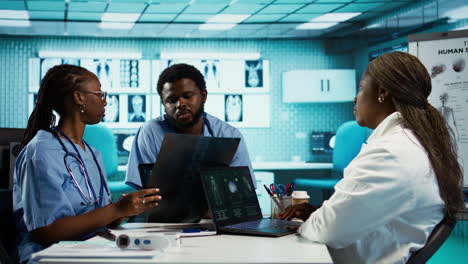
0, 36, 355, 162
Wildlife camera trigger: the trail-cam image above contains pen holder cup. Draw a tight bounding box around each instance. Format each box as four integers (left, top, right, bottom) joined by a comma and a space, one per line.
271, 196, 292, 219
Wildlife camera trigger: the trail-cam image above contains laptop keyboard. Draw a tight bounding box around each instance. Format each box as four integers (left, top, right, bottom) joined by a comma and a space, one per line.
225, 219, 301, 230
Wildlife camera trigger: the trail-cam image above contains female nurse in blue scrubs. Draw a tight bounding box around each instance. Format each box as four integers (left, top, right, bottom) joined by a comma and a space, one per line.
13, 64, 162, 264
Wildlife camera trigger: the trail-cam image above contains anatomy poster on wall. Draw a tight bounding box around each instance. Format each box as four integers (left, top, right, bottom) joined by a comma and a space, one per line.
409, 29, 468, 187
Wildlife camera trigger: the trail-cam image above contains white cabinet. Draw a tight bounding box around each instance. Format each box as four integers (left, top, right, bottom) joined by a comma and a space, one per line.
282, 69, 356, 103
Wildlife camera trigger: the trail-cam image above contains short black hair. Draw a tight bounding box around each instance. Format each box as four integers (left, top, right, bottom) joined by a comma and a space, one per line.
156, 63, 206, 95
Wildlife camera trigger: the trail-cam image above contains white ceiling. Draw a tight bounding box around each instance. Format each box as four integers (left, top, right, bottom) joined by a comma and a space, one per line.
0, 0, 466, 39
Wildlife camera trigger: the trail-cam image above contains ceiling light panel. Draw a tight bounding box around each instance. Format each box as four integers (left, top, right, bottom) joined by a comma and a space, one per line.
297, 4, 343, 13
146, 4, 187, 13
258, 4, 305, 14
0, 19, 30, 27
0, 10, 29, 19
311, 12, 361, 22
221, 4, 263, 14
68, 2, 107, 12
101, 13, 140, 22
207, 14, 250, 23
107, 3, 146, 13
296, 22, 338, 29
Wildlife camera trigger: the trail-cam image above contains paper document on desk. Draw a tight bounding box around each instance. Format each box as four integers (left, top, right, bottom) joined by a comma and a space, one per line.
32, 241, 163, 259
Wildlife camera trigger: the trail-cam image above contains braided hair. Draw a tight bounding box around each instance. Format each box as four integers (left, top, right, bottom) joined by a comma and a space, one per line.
20, 64, 95, 151
367, 52, 464, 216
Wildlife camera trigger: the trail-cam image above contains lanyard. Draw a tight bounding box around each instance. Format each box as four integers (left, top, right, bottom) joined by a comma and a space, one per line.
54, 127, 111, 205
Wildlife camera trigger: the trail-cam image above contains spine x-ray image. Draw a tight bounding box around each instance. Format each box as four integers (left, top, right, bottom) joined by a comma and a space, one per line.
103, 94, 119, 122
245, 60, 263, 88
225, 94, 243, 122
128, 95, 146, 122
120, 60, 139, 88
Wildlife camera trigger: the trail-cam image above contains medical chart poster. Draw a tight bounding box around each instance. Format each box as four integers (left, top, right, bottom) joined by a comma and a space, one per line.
409, 30, 468, 187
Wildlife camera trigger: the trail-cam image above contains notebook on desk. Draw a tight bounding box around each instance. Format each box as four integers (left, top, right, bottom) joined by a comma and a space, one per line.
200, 166, 302, 237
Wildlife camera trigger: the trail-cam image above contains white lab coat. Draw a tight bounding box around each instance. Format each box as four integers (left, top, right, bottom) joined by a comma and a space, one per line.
298, 112, 444, 264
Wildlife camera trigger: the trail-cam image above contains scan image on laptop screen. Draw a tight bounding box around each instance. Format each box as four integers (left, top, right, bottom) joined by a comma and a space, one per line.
202, 167, 262, 225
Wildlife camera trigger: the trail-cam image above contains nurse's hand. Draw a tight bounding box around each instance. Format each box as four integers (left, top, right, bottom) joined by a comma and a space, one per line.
115, 188, 161, 218
279, 203, 316, 221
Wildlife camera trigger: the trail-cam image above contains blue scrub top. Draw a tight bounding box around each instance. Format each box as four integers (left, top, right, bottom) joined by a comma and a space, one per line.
125, 113, 255, 189
13, 130, 111, 264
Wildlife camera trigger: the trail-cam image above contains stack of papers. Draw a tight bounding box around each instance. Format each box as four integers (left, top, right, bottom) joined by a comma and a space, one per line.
32, 241, 163, 260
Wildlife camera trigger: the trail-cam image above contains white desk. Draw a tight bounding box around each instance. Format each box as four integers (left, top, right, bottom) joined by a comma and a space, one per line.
37, 223, 332, 264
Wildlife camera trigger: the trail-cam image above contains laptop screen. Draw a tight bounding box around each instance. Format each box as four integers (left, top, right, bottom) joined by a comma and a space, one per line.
200, 166, 263, 227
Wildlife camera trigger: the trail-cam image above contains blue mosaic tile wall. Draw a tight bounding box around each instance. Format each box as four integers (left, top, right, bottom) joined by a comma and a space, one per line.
0, 36, 355, 162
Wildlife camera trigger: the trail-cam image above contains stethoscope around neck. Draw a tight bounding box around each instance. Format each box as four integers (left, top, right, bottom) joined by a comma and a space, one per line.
53, 127, 111, 206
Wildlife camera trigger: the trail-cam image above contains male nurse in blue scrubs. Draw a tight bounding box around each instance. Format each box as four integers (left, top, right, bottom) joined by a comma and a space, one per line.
125, 63, 254, 221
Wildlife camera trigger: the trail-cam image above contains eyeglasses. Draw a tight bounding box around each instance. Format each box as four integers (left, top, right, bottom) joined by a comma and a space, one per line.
78, 90, 107, 101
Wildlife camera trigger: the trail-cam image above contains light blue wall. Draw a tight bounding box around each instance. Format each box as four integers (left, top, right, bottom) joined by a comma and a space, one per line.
0, 36, 355, 162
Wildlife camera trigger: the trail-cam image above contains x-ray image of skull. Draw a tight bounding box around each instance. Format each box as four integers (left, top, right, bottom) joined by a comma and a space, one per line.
225, 94, 243, 122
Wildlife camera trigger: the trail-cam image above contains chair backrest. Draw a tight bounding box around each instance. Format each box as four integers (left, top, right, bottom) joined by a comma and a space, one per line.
406, 214, 456, 264
83, 124, 118, 178
0, 189, 16, 264
332, 120, 371, 174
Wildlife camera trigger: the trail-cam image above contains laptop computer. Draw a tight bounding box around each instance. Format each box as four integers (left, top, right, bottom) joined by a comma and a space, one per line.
200, 166, 302, 237
141, 133, 240, 223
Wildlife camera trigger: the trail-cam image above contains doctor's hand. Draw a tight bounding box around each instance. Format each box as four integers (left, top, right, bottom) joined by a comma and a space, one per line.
279, 203, 316, 221
115, 188, 162, 218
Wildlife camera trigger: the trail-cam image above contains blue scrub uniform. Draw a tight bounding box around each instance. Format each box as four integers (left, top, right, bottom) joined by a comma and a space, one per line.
125, 113, 254, 189
13, 130, 111, 264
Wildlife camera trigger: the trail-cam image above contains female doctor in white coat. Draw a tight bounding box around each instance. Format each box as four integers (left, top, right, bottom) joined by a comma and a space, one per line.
280, 51, 464, 264
13, 64, 162, 264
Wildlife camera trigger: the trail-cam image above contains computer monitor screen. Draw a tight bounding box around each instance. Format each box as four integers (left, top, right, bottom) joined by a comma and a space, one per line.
311, 132, 334, 154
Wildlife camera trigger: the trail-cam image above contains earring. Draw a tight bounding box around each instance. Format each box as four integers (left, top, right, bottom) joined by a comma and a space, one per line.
80, 104, 86, 113
378, 96, 384, 103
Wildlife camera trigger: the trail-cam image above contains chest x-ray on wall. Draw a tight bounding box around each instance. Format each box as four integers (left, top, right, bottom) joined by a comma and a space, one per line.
202, 60, 220, 90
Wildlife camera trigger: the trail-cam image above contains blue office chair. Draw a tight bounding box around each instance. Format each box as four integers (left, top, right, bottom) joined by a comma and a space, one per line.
294, 120, 371, 200
83, 124, 133, 194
